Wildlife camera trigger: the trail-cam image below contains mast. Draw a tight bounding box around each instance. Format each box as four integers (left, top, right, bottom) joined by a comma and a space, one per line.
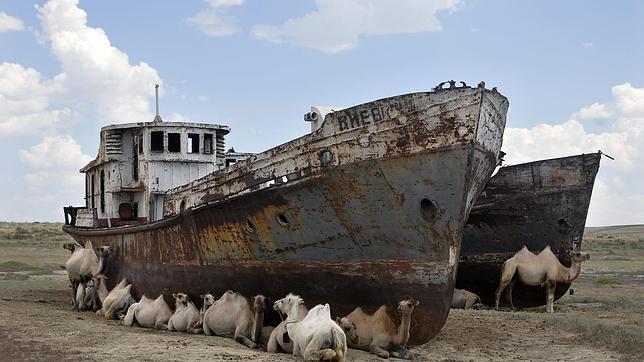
153, 83, 162, 122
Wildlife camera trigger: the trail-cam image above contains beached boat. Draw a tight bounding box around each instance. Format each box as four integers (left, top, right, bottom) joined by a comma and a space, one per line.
457, 153, 601, 307
62, 81, 508, 344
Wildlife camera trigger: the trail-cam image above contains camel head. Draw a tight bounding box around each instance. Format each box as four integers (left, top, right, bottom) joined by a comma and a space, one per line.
398, 297, 419, 314
173, 292, 191, 307
200, 293, 215, 310
273, 293, 303, 315
335, 317, 359, 344
252, 295, 266, 312
96, 245, 111, 257
569, 250, 590, 263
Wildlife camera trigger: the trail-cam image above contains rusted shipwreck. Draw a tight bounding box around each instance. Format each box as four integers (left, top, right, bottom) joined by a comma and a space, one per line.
62, 81, 508, 345
456, 152, 601, 307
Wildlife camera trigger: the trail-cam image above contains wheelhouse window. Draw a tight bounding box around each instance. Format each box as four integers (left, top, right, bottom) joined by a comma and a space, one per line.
204, 133, 213, 154
188, 133, 200, 154
150, 131, 164, 152
168, 133, 181, 153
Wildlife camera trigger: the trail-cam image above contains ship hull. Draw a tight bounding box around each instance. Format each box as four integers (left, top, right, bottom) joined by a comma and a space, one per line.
64, 86, 508, 345
457, 153, 601, 307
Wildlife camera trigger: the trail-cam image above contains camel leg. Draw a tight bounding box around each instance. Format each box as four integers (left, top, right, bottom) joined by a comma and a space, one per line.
71, 281, 79, 309
391, 347, 414, 360
235, 326, 257, 349
303, 335, 336, 361
154, 320, 168, 330
369, 343, 390, 359
495, 261, 516, 309
506, 278, 516, 311
545, 280, 556, 313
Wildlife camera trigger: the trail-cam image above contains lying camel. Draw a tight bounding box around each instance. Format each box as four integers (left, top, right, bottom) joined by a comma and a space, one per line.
98, 278, 135, 319
495, 245, 590, 312
287, 303, 347, 361
452, 289, 482, 310
168, 293, 201, 333
65, 242, 110, 309
202, 290, 266, 348
188, 293, 216, 332
336, 297, 418, 359
267, 293, 309, 354
123, 294, 172, 329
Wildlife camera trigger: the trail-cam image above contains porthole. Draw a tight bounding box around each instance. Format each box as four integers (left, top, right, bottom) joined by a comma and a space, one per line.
277, 213, 289, 226
319, 150, 333, 165
420, 198, 437, 222
244, 219, 256, 233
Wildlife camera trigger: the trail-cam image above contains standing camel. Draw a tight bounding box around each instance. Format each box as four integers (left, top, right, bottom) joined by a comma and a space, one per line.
495, 245, 590, 312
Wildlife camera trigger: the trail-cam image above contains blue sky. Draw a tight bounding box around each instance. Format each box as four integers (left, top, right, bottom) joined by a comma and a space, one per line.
1, 0, 643, 225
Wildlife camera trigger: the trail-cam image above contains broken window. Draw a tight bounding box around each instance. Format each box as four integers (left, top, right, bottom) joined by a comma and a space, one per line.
168, 133, 181, 153
91, 174, 95, 209
204, 133, 213, 154
188, 133, 200, 154
150, 131, 164, 152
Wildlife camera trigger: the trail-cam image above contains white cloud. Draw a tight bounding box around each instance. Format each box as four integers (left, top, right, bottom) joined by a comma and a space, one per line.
572, 102, 610, 120
503, 83, 644, 226
0, 62, 75, 136
581, 42, 595, 48
36, 0, 161, 124
251, 0, 461, 53
18, 134, 92, 196
0, 11, 24, 32
187, 0, 245, 37
1, 0, 163, 137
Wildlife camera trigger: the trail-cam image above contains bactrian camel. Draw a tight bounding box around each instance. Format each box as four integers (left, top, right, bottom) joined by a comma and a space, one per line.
336, 297, 418, 359
123, 294, 173, 329
452, 289, 482, 310
65, 241, 110, 309
286, 303, 347, 361
202, 290, 266, 349
495, 245, 590, 313
168, 293, 201, 333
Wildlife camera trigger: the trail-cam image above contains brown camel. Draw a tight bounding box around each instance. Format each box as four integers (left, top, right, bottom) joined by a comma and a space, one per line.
336, 297, 418, 359
452, 289, 482, 309
495, 245, 590, 312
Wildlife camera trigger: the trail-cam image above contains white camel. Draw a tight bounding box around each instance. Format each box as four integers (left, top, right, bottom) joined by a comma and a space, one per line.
267, 293, 309, 354
495, 245, 590, 312
97, 278, 135, 319
286, 303, 347, 361
123, 294, 173, 329
202, 290, 266, 349
168, 293, 201, 333
65, 241, 109, 309
335, 297, 418, 359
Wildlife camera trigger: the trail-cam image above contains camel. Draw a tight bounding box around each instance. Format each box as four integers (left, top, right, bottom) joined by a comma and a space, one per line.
65, 241, 110, 309
495, 245, 590, 313
83, 278, 101, 312
123, 294, 173, 329
92, 274, 110, 304
335, 297, 418, 359
267, 293, 309, 354
286, 303, 347, 361
452, 289, 482, 310
202, 290, 266, 349
168, 293, 201, 333
188, 293, 216, 333
97, 278, 135, 319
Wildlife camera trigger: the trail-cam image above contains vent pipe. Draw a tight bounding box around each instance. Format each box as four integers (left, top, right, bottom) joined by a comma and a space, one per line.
153, 84, 163, 122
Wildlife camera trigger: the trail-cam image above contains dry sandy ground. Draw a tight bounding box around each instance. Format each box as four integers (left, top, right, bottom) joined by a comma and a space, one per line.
0, 274, 625, 362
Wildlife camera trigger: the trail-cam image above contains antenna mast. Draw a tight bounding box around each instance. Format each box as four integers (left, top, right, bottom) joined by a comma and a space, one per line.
153, 84, 162, 122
